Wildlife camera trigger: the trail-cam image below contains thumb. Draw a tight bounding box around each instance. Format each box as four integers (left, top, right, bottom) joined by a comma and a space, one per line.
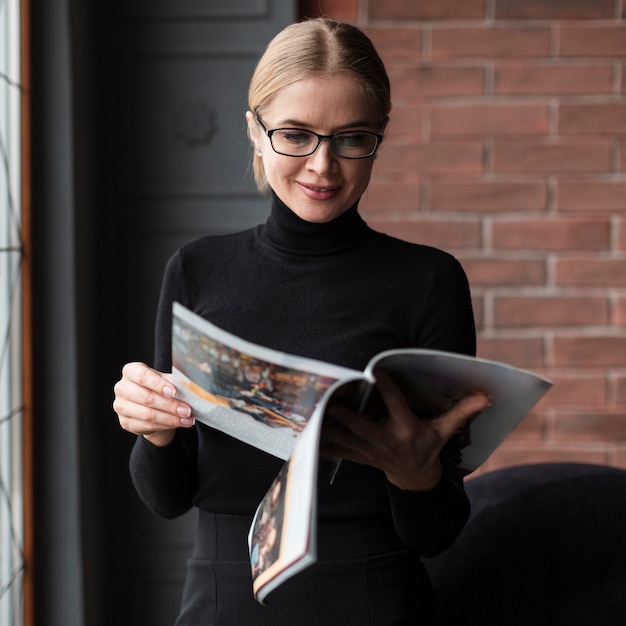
433, 392, 490, 443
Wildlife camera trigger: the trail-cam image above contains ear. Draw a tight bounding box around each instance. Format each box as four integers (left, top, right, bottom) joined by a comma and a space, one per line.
246, 111, 260, 148
381, 116, 390, 134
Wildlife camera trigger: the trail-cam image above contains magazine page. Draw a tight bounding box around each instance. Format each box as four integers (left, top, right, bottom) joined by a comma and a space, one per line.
248, 376, 367, 603
171, 302, 360, 460
248, 402, 322, 604
366, 349, 553, 474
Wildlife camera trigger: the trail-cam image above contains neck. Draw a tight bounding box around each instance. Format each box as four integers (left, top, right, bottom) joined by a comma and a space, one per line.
262, 192, 371, 256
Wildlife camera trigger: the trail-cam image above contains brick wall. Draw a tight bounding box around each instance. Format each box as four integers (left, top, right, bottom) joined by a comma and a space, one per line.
300, 0, 626, 472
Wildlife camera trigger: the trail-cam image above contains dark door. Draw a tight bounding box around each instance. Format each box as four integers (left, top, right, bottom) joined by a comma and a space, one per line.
104, 2, 296, 624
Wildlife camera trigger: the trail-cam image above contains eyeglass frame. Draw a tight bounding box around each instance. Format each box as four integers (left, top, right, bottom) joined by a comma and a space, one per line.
254, 115, 383, 160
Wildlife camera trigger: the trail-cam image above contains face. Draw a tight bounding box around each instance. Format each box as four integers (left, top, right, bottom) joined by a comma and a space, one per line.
247, 74, 385, 223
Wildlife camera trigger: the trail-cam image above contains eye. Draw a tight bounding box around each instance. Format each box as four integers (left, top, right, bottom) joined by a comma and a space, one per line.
334, 132, 369, 148
276, 130, 314, 145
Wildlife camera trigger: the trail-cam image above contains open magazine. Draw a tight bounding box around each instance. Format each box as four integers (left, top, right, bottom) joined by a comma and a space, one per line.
171, 302, 552, 604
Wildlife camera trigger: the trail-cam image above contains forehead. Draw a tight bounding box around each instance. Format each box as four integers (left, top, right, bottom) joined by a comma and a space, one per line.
262, 74, 380, 129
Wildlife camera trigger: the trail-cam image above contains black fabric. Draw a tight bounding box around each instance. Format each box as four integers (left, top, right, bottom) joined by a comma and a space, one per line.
177, 548, 433, 626
129, 192, 478, 624
176, 512, 436, 626
153, 193, 476, 372
424, 463, 626, 626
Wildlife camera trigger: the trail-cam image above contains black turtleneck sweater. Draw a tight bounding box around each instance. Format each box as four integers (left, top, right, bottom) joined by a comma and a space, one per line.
130, 194, 476, 557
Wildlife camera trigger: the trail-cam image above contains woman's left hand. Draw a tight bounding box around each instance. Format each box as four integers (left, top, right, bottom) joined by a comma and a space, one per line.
319, 373, 490, 492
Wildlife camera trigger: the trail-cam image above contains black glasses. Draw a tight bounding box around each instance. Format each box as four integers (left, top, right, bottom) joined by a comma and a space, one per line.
255, 115, 383, 159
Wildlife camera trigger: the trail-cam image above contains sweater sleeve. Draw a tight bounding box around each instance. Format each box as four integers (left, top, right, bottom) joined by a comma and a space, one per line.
130, 430, 198, 518
390, 255, 476, 554
386, 474, 470, 556
415, 255, 476, 357
128, 250, 199, 518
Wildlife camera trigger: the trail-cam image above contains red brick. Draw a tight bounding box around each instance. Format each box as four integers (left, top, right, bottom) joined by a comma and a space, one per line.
299, 0, 358, 19
349, 11, 626, 471
431, 27, 551, 59
554, 336, 626, 367
373, 149, 417, 180
553, 411, 626, 442
495, 0, 615, 19
472, 294, 484, 330
494, 64, 613, 96
559, 27, 626, 58
560, 103, 626, 134
387, 106, 422, 143
368, 218, 482, 250
493, 141, 611, 173
617, 296, 626, 327
613, 448, 626, 469
377, 143, 483, 173
389, 65, 484, 99
558, 181, 626, 212
369, 0, 484, 20
556, 258, 626, 288
492, 218, 610, 251
546, 374, 607, 406
461, 258, 547, 287
365, 28, 422, 60
493, 296, 609, 328
477, 336, 546, 368
616, 374, 626, 404
431, 181, 547, 211
431, 103, 549, 136
505, 412, 545, 441
360, 180, 420, 211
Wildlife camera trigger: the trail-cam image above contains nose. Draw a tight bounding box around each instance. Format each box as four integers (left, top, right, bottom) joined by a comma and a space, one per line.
306, 138, 338, 175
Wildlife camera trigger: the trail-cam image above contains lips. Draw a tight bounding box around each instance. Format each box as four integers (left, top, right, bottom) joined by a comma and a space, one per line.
297, 182, 341, 201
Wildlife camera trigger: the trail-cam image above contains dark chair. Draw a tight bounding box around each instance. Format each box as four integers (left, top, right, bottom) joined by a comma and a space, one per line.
424, 463, 626, 626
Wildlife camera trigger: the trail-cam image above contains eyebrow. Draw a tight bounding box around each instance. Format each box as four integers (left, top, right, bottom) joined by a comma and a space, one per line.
275, 118, 378, 131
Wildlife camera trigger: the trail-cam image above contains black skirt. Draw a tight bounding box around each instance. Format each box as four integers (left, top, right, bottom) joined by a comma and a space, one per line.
175, 511, 438, 626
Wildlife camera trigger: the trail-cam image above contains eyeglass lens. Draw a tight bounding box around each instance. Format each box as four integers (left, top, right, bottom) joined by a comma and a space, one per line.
270, 129, 379, 158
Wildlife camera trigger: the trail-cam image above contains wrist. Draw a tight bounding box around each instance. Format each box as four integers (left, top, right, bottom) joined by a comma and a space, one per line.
143, 429, 177, 447
386, 462, 443, 493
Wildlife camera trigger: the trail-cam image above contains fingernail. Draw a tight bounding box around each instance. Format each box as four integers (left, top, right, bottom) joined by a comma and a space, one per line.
177, 405, 191, 418
163, 385, 176, 398
181, 417, 195, 427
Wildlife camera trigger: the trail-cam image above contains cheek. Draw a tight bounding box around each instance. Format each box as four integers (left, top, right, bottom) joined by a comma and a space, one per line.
350, 162, 375, 191
264, 153, 299, 185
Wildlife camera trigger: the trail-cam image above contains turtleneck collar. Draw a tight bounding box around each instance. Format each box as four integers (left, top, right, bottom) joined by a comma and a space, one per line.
260, 192, 373, 256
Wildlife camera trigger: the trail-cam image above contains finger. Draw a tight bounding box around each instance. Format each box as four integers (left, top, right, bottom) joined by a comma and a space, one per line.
122, 361, 177, 398
373, 372, 416, 430
114, 365, 193, 427
432, 392, 490, 442
324, 405, 382, 443
319, 438, 371, 466
114, 393, 193, 431
116, 362, 182, 408
114, 377, 192, 420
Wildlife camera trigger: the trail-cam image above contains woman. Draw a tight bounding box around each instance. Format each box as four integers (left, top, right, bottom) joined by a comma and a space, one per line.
113, 18, 488, 625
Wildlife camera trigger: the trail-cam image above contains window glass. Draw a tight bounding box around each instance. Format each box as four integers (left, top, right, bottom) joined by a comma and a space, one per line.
0, 0, 24, 624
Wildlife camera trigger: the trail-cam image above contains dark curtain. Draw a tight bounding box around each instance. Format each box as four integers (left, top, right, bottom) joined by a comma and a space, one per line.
30, 1, 132, 624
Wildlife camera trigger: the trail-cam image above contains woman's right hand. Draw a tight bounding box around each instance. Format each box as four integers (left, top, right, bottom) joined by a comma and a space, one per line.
113, 362, 194, 447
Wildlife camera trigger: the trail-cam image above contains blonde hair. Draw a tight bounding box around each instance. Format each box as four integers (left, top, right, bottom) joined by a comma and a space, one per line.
247, 18, 391, 194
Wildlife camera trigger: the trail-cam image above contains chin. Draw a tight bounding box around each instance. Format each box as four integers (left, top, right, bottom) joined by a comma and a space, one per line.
299, 199, 353, 223
298, 208, 345, 223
